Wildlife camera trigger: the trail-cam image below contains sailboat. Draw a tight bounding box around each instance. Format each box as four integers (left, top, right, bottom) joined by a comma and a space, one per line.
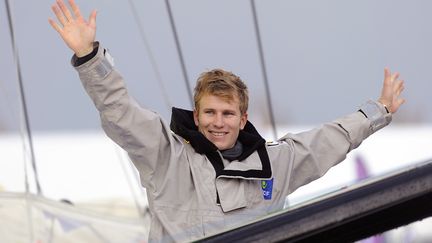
1, 0, 432, 242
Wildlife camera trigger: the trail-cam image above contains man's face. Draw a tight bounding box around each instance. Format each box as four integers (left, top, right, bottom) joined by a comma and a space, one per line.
193, 94, 248, 150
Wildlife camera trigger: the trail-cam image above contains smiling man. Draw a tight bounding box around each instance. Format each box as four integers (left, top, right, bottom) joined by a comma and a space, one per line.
193, 69, 248, 151
49, 0, 405, 242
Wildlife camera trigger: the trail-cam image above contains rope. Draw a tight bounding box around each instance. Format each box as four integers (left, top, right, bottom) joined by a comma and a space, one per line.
4, 0, 43, 195
127, 0, 173, 111
113, 143, 147, 218
250, 0, 278, 140
164, 0, 194, 108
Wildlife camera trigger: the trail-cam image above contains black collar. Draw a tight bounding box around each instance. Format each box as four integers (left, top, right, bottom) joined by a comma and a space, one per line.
170, 107, 271, 179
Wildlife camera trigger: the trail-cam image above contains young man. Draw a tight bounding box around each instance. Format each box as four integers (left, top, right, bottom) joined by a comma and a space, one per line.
49, 0, 405, 242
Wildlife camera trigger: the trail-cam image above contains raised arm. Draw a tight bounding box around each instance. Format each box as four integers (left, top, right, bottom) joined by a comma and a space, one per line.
277, 68, 405, 193
48, 1, 183, 191
49, 0, 96, 57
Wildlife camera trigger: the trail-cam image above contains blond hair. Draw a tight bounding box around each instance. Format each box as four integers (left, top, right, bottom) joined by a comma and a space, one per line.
194, 69, 249, 114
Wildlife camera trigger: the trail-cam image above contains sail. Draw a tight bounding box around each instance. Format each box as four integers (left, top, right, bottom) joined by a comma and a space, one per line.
0, 192, 148, 243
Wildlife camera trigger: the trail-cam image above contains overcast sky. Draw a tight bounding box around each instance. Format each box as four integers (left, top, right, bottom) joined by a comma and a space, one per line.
1, 2, 432, 236
1, 0, 431, 136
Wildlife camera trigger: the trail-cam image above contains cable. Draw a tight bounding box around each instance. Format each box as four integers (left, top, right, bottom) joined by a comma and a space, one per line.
250, 0, 278, 140
127, 0, 173, 111
113, 143, 147, 218
164, 0, 194, 108
4, 2, 39, 242
4, 0, 42, 195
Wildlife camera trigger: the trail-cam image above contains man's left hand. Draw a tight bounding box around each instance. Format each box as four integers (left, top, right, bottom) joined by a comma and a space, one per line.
378, 67, 405, 113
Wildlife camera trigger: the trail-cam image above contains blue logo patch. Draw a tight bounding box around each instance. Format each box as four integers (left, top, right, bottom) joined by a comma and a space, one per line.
261, 178, 274, 200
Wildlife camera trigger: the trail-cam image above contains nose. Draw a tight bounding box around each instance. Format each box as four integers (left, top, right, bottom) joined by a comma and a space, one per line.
213, 113, 224, 128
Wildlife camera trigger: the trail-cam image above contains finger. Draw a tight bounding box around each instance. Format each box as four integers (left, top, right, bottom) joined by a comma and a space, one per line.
396, 82, 405, 97
393, 79, 404, 94
395, 86, 403, 98
383, 68, 392, 87
51, 4, 67, 26
48, 18, 63, 34
88, 10, 97, 28
391, 72, 400, 83
384, 67, 390, 80
57, 0, 74, 22
69, 0, 83, 19
399, 86, 404, 96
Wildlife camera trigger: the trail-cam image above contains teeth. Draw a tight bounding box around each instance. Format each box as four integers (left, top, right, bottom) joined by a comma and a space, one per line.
211, 132, 225, 136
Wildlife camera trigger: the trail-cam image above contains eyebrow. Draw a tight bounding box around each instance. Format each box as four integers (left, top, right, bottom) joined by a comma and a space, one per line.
202, 108, 238, 113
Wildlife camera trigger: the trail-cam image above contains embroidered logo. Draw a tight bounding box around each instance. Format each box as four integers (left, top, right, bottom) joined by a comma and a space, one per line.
261, 178, 274, 200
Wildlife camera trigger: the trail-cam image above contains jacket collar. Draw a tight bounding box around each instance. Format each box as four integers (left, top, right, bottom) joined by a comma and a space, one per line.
170, 107, 271, 179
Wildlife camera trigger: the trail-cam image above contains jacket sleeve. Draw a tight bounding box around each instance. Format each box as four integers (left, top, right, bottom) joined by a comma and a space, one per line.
279, 101, 392, 193
73, 42, 183, 190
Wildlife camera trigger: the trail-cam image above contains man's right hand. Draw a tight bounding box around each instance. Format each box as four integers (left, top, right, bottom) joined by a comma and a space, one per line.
49, 0, 97, 57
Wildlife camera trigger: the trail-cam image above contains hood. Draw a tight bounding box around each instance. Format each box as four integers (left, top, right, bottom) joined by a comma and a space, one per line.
170, 107, 271, 179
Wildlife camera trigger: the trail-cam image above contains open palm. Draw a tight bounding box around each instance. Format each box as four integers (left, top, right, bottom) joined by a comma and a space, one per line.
49, 0, 97, 57
378, 68, 405, 113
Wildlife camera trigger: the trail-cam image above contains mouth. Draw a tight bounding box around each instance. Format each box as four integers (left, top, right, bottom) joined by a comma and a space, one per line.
209, 131, 228, 137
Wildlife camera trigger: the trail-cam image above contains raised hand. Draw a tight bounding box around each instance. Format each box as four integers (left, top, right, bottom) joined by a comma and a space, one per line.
49, 0, 97, 57
378, 68, 405, 114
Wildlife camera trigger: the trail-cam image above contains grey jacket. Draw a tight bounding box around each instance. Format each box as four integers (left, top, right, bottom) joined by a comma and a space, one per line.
73, 43, 392, 242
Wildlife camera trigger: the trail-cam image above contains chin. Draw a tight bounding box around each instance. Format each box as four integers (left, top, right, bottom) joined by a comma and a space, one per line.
214, 143, 228, 150
218, 143, 234, 150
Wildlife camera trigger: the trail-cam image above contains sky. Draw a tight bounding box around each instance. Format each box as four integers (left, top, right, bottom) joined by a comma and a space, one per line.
1, 0, 431, 136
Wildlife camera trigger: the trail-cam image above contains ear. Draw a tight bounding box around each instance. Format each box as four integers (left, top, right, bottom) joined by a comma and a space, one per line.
240, 112, 248, 130
193, 109, 199, 127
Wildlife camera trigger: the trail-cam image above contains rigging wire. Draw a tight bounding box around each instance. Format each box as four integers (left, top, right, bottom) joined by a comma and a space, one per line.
4, 0, 43, 195
127, 0, 172, 111
250, 0, 278, 140
113, 143, 148, 218
4, 1, 38, 242
164, 0, 194, 108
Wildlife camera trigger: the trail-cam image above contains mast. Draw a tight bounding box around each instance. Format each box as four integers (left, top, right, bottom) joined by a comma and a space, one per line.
4, 0, 42, 195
